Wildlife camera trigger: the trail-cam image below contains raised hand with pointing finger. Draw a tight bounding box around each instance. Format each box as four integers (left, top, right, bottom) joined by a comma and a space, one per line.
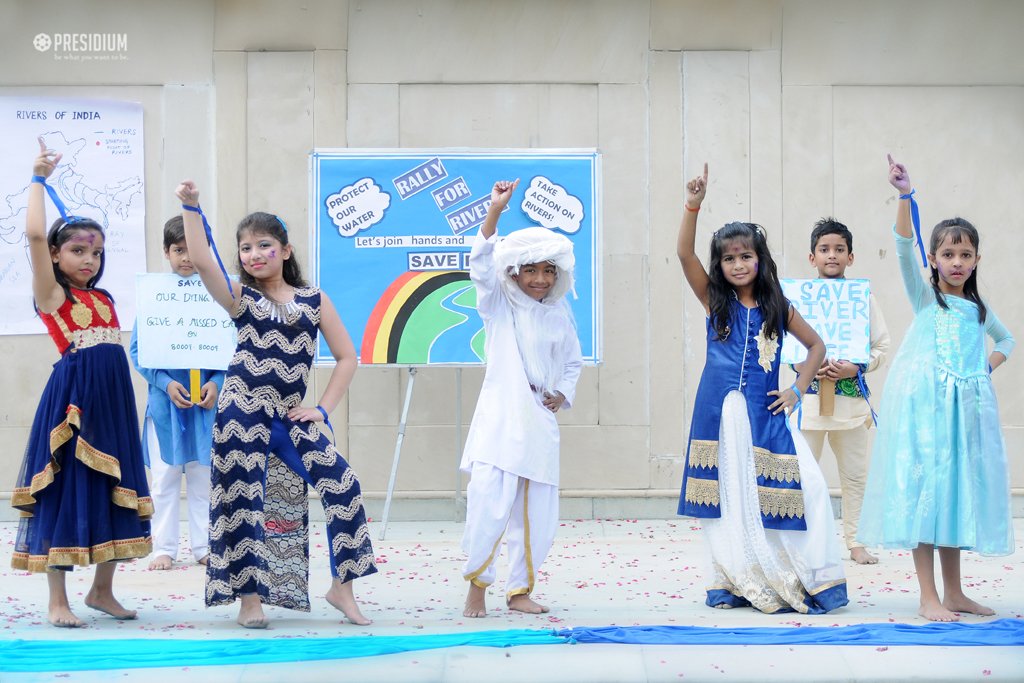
685, 162, 709, 210
887, 153, 911, 195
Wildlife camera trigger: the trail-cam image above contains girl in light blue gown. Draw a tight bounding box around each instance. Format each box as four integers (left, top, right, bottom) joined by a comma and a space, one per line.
858, 156, 1015, 622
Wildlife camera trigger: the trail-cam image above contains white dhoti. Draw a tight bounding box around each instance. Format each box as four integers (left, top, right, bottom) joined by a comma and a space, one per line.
146, 418, 211, 561
703, 391, 848, 614
461, 462, 559, 601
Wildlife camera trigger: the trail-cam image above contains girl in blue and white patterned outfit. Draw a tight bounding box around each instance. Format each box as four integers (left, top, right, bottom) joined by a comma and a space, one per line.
676, 163, 847, 614
858, 156, 1014, 622
176, 179, 376, 629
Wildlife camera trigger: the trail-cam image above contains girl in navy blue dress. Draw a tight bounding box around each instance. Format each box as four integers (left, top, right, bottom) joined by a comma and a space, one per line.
12, 138, 152, 627
675, 164, 847, 614
176, 180, 376, 629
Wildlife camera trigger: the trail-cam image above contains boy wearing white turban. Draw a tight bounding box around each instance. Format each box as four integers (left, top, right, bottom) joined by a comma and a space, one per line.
461, 179, 582, 617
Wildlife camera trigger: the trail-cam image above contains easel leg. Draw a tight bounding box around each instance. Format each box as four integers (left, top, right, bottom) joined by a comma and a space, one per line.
379, 367, 417, 541
454, 367, 466, 522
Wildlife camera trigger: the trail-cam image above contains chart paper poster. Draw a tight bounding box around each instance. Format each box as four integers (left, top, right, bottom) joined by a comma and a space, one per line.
135, 273, 236, 371
781, 278, 871, 364
0, 97, 145, 334
310, 150, 601, 366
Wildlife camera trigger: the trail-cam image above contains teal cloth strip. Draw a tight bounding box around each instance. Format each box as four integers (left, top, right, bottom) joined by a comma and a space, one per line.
559, 619, 1024, 647
0, 629, 564, 673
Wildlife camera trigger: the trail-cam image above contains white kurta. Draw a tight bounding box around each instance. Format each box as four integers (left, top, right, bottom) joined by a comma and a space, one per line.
459, 232, 582, 487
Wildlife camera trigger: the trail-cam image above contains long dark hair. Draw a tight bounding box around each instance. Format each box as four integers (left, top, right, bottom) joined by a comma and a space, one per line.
235, 212, 307, 290
929, 217, 986, 323
707, 222, 788, 341
39, 217, 114, 311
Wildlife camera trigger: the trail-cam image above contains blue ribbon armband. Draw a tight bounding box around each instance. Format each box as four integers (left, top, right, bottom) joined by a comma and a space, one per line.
316, 405, 336, 446
900, 189, 927, 268
182, 204, 235, 301
32, 175, 82, 226
789, 383, 802, 407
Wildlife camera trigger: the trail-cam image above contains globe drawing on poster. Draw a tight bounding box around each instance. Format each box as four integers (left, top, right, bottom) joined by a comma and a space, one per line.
310, 150, 601, 366
0, 97, 145, 335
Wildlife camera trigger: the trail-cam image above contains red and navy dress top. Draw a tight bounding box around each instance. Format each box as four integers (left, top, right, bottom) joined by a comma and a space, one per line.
40, 288, 122, 355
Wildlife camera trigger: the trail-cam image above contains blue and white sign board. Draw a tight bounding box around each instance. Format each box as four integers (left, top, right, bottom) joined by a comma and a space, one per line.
780, 278, 871, 364
310, 149, 601, 367
134, 273, 236, 370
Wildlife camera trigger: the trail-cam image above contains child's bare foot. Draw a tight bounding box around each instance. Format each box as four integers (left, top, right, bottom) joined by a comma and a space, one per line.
919, 597, 960, 622
464, 583, 487, 618
508, 594, 549, 614
237, 594, 268, 629
148, 554, 174, 570
196, 555, 209, 566
851, 547, 878, 565
943, 594, 995, 617
84, 590, 137, 620
325, 579, 372, 625
48, 604, 84, 628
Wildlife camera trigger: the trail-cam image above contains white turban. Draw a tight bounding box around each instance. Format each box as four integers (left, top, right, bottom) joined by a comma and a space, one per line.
493, 227, 576, 304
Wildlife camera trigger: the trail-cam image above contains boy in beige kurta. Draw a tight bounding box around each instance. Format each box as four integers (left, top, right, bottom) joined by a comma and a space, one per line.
795, 218, 890, 564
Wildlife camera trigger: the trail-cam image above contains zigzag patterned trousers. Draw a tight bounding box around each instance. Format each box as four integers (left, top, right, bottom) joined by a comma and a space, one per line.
206, 415, 377, 610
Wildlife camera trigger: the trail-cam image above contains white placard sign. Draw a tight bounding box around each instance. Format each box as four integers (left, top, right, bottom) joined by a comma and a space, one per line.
781, 278, 871, 364
135, 273, 236, 370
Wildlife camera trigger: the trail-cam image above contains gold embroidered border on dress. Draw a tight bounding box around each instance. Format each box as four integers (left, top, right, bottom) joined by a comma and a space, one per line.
48, 405, 80, 454
808, 578, 847, 596
687, 439, 718, 469
684, 476, 720, 508
753, 447, 801, 483
112, 486, 154, 519
76, 434, 121, 480
757, 485, 805, 519
11, 536, 152, 573
71, 326, 121, 350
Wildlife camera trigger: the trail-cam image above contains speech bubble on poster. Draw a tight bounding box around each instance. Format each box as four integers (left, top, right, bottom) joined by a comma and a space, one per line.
521, 175, 584, 234
781, 278, 871, 364
325, 178, 391, 237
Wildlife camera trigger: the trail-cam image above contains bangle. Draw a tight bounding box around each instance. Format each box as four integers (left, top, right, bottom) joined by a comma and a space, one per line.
684, 204, 700, 213
789, 383, 803, 404
899, 189, 915, 200
31, 175, 46, 184
315, 405, 329, 421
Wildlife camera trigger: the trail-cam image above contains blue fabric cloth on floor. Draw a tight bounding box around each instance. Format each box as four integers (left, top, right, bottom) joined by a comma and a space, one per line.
558, 619, 1024, 647
3, 621, 1022, 672
0, 630, 565, 672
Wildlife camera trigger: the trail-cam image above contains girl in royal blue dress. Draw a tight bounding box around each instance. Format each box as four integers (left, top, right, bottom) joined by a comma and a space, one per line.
176, 180, 376, 629
676, 163, 847, 614
857, 157, 1014, 622
12, 138, 153, 627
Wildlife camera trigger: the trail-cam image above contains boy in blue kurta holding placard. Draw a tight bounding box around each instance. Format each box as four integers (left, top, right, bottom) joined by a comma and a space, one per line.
130, 216, 224, 570
794, 218, 890, 564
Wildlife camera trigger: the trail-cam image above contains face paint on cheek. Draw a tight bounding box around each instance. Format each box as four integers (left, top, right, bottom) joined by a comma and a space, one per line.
268, 249, 277, 259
